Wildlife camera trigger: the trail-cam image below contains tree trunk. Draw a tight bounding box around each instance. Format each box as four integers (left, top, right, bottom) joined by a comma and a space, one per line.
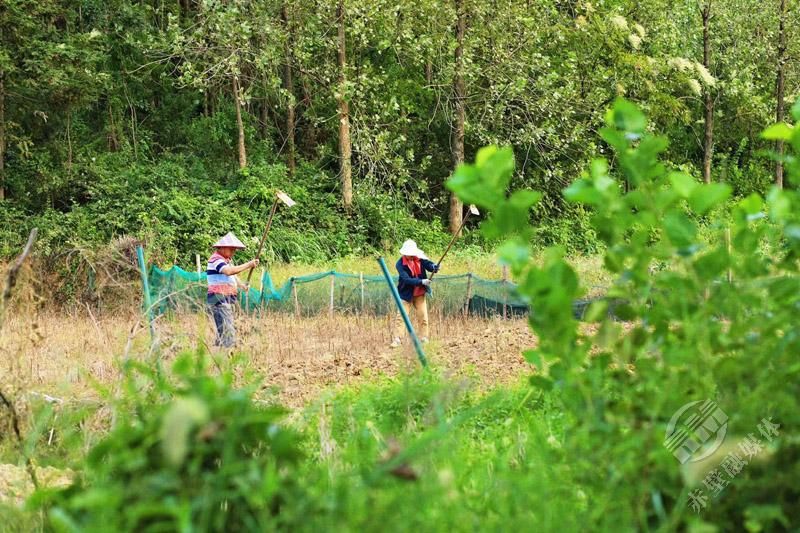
775, 0, 787, 188
0, 71, 5, 200
180, 0, 190, 21
66, 113, 73, 172
702, 0, 714, 184
282, 3, 296, 176
337, 0, 353, 209
107, 101, 120, 152
450, 0, 466, 235
233, 77, 247, 169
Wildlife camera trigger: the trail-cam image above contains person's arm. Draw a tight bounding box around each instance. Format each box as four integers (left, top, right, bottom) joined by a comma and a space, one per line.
220, 258, 259, 276
396, 261, 424, 286
422, 259, 439, 273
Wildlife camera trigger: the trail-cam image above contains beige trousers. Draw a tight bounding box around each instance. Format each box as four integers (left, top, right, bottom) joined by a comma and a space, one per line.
394, 295, 429, 339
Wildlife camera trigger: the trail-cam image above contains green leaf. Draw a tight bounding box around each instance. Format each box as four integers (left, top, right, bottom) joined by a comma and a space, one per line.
497, 238, 531, 273
663, 211, 698, 248
688, 183, 732, 215
529, 375, 553, 391
508, 189, 542, 209
447, 164, 501, 207
478, 146, 516, 191
523, 349, 544, 369
693, 247, 729, 281
767, 188, 791, 221
669, 172, 698, 198
161, 397, 209, 467
475, 145, 499, 167
738, 193, 763, 216
564, 179, 603, 204
610, 98, 647, 134
584, 300, 609, 322
791, 99, 800, 122
761, 123, 794, 141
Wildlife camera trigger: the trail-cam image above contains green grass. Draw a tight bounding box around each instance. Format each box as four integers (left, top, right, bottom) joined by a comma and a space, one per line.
4, 368, 589, 532
288, 371, 585, 532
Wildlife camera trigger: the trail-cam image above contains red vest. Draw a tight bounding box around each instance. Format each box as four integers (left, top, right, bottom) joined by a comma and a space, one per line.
402, 256, 427, 297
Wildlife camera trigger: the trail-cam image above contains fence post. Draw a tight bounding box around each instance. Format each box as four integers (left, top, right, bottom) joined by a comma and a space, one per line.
360, 272, 365, 312
329, 272, 335, 317
464, 272, 473, 315
502, 265, 509, 319
195, 253, 202, 275
292, 278, 300, 317
135, 245, 155, 342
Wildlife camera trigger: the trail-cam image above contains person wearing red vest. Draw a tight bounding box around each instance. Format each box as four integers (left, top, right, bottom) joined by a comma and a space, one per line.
390, 239, 439, 347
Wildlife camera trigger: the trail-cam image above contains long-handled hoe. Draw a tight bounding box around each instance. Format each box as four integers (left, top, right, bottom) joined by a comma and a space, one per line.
245, 190, 296, 309
429, 204, 479, 280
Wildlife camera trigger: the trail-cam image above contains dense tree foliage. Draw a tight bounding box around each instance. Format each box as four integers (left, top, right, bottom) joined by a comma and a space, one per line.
1, 0, 798, 261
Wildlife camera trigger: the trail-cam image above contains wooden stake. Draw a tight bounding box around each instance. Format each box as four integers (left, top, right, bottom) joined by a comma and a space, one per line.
502, 265, 509, 320
329, 274, 335, 317
360, 272, 365, 313
464, 272, 473, 316
292, 278, 300, 317
195, 253, 202, 275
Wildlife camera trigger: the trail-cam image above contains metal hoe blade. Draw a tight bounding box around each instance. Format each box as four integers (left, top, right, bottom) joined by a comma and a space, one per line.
276, 190, 296, 207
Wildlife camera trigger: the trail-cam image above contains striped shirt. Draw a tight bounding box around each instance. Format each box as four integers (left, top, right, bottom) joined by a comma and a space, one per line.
207, 251, 238, 299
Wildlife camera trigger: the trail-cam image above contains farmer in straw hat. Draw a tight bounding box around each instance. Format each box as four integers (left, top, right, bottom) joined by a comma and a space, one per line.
390, 239, 439, 347
206, 232, 259, 348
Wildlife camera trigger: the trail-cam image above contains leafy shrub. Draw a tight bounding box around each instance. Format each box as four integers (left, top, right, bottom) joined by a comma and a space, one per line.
448, 99, 800, 529
35, 351, 306, 532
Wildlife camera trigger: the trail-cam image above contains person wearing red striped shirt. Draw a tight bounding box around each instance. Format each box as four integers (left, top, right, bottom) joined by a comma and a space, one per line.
206, 232, 259, 348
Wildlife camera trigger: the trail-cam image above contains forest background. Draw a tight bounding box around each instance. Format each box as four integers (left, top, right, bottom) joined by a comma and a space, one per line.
1, 0, 797, 270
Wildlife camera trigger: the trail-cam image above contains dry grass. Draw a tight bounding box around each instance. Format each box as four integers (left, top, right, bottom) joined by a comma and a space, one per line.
0, 307, 541, 410
0, 250, 609, 416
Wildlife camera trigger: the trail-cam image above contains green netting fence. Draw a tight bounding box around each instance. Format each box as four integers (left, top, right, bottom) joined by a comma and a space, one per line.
147, 265, 531, 318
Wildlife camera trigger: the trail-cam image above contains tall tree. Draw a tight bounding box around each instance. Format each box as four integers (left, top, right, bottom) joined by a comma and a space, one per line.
775, 0, 788, 188
282, 2, 296, 176
450, 0, 466, 235
169, 0, 276, 170
701, 0, 715, 184
0, 71, 5, 200
337, 0, 353, 209
233, 76, 247, 169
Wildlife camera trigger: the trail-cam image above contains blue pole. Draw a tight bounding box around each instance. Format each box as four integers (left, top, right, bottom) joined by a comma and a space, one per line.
136, 245, 156, 341
377, 257, 427, 368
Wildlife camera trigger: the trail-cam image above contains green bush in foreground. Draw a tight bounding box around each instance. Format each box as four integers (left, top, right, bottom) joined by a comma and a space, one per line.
33, 352, 305, 532
448, 98, 800, 530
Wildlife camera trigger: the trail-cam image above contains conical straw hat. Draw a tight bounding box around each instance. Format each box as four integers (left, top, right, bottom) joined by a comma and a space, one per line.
212, 232, 246, 249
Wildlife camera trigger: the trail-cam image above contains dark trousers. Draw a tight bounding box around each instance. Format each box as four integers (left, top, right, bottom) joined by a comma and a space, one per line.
208, 302, 236, 347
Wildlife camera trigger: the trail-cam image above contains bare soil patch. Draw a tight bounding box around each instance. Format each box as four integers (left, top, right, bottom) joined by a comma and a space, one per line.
1, 309, 538, 409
